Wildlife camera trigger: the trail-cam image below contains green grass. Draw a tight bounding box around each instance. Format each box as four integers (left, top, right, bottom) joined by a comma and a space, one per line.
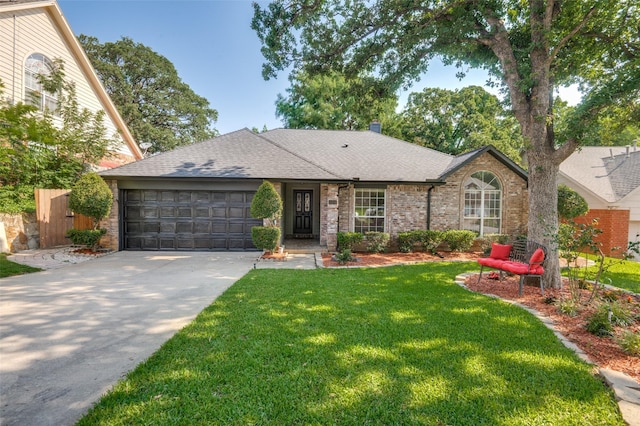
0, 253, 41, 278
565, 254, 640, 293
79, 263, 623, 425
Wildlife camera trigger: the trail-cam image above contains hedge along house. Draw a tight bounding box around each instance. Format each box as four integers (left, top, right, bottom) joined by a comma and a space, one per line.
99, 127, 529, 252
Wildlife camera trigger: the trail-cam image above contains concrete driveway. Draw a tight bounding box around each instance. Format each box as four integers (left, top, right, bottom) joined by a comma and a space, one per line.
0, 251, 261, 426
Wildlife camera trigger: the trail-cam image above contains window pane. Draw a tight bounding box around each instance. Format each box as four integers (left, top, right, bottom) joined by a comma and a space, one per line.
354, 189, 385, 232
463, 171, 501, 236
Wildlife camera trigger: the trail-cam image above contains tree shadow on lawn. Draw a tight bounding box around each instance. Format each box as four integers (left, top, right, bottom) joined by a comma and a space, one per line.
78, 263, 623, 425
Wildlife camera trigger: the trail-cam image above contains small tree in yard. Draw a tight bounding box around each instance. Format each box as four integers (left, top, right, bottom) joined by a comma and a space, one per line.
250, 181, 283, 252
67, 172, 112, 249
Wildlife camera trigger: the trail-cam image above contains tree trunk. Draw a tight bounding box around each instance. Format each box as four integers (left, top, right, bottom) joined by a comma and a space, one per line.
526, 149, 562, 288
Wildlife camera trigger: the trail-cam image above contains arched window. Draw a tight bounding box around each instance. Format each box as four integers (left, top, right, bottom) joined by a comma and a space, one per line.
25, 53, 58, 112
463, 171, 502, 236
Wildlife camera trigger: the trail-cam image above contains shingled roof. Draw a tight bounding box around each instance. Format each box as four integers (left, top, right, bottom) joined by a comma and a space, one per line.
101, 128, 526, 183
560, 146, 640, 202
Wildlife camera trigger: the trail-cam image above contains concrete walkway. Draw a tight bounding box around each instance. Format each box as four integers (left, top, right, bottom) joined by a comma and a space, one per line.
1, 249, 317, 426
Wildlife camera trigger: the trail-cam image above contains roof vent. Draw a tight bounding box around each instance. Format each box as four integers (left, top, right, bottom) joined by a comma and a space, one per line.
626, 145, 630, 158
369, 121, 381, 134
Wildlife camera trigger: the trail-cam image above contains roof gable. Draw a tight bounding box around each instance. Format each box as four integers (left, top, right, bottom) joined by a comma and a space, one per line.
0, 0, 143, 160
439, 145, 528, 181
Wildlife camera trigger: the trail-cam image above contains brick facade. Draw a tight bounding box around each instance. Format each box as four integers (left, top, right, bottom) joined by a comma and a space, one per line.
430, 152, 528, 237
316, 152, 529, 251
100, 154, 529, 253
386, 184, 429, 238
574, 209, 631, 258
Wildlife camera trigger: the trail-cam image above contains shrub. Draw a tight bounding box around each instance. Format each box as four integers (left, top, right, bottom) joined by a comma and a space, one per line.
442, 230, 476, 252
335, 249, 354, 264
397, 230, 444, 253
337, 232, 364, 251
251, 226, 281, 252
419, 230, 444, 253
617, 330, 640, 356
68, 172, 112, 229
365, 232, 389, 253
66, 228, 106, 249
557, 299, 580, 317
585, 308, 614, 336
250, 181, 282, 225
558, 184, 589, 220
585, 302, 634, 336
397, 231, 417, 253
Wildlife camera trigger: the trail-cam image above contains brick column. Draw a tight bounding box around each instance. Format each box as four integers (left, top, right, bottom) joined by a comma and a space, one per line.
321, 184, 339, 250
575, 209, 631, 258
98, 179, 120, 251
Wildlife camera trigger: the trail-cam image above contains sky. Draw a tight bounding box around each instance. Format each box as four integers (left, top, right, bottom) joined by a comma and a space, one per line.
58, 0, 580, 136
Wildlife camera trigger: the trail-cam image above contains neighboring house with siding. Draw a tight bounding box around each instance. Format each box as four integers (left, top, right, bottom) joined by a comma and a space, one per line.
0, 0, 143, 166
99, 127, 529, 252
558, 145, 640, 261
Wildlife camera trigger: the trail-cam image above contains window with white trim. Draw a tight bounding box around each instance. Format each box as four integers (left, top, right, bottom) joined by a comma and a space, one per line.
25, 53, 58, 113
463, 171, 502, 236
354, 188, 385, 233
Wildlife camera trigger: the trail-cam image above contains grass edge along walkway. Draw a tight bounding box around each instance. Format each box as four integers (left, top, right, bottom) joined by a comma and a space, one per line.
78, 262, 624, 425
0, 253, 41, 278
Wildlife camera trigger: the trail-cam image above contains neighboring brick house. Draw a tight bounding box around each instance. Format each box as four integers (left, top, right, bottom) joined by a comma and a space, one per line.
559, 145, 640, 260
100, 127, 529, 252
0, 0, 143, 166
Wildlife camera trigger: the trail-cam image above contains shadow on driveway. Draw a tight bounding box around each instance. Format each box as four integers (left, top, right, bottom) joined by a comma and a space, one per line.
0, 251, 256, 426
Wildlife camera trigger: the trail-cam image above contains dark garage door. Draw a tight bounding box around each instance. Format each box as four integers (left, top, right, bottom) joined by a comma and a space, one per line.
123, 189, 262, 251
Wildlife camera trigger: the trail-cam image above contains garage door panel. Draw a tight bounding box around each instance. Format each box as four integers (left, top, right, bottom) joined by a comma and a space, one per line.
125, 206, 141, 219
194, 207, 210, 218
160, 191, 176, 202
194, 221, 210, 233
143, 191, 158, 202
160, 223, 175, 233
142, 237, 159, 250
176, 222, 192, 233
143, 222, 160, 233
160, 207, 175, 218
123, 189, 260, 251
176, 207, 191, 217
160, 239, 176, 249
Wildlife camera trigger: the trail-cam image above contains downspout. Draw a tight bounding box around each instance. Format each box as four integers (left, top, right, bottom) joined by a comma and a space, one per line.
426, 185, 435, 230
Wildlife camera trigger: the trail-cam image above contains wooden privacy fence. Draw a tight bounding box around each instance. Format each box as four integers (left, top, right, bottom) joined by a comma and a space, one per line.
35, 189, 93, 248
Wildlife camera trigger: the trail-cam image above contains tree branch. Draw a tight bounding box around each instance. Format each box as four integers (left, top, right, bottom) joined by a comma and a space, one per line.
547, 6, 597, 68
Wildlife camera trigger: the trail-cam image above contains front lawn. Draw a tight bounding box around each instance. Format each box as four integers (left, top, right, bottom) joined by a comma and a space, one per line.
566, 254, 640, 294
0, 253, 41, 278
79, 263, 623, 425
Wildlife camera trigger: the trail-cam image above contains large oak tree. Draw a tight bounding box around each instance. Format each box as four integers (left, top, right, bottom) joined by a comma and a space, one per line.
79, 36, 219, 154
252, 0, 640, 287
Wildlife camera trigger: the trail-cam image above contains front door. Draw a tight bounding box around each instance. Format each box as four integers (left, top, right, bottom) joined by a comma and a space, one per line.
293, 190, 313, 236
